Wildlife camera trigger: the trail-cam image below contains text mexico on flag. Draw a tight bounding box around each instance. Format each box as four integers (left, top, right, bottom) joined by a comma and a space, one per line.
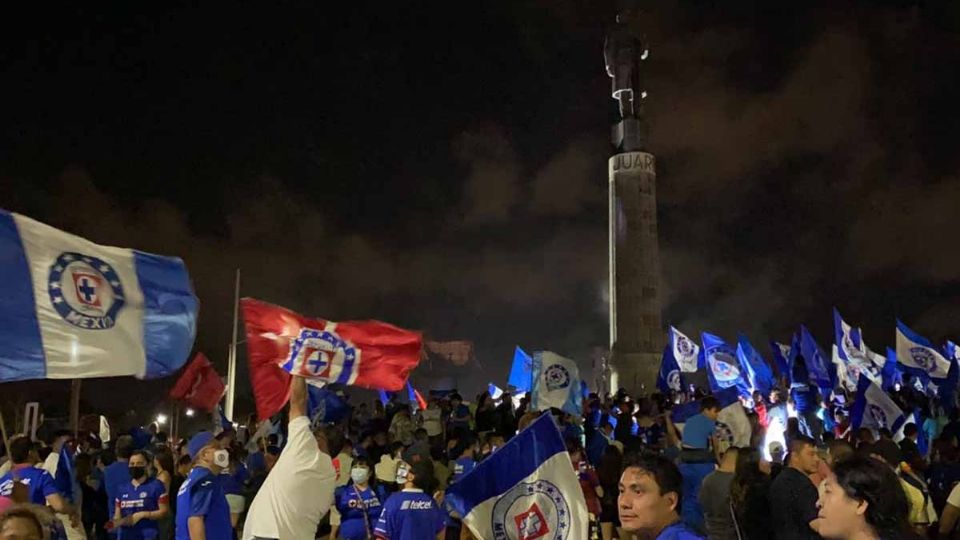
445, 413, 589, 540
0, 210, 198, 381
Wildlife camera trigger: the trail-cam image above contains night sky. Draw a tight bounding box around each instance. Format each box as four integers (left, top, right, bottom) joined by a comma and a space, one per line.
2, 2, 960, 419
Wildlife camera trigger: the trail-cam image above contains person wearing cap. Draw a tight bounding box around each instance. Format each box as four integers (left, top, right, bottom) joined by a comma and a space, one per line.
374, 459, 445, 540
241, 375, 338, 540
174, 431, 232, 540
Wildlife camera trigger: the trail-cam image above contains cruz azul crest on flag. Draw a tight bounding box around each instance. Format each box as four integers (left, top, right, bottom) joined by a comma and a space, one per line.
286, 327, 358, 381
48, 252, 125, 330
492, 479, 571, 540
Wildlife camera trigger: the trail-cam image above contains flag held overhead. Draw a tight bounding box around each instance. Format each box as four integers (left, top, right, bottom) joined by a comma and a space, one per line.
896, 320, 951, 380
242, 298, 423, 419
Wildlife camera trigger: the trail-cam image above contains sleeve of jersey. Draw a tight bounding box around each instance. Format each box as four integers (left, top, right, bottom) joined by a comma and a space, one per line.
373, 497, 392, 539
433, 503, 446, 534
189, 480, 215, 517
40, 471, 59, 498
156, 483, 169, 505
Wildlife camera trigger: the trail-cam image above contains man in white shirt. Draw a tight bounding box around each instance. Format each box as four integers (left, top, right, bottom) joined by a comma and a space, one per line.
242, 376, 339, 540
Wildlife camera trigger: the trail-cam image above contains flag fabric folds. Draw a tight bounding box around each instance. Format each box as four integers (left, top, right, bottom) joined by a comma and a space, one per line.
670, 327, 702, 373
242, 298, 423, 419
488, 383, 504, 400
0, 210, 198, 381
53, 445, 74, 503
378, 389, 390, 407
799, 325, 834, 390
882, 348, 903, 391
168, 352, 225, 412
769, 342, 791, 380
851, 376, 906, 434
307, 384, 350, 425
701, 332, 749, 395
736, 335, 774, 396
407, 381, 427, 410
833, 309, 884, 390
508, 347, 534, 393
445, 414, 589, 540
531, 351, 583, 416
896, 320, 951, 380
657, 344, 683, 393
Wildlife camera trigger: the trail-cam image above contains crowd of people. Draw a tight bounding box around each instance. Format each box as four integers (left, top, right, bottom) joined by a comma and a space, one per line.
2, 356, 960, 540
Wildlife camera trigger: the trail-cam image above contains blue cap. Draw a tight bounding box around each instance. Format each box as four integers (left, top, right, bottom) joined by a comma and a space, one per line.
187, 431, 215, 460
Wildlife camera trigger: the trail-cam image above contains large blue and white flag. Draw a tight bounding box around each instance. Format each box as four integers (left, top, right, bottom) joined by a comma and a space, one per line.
736, 335, 774, 396
445, 413, 589, 539
531, 351, 582, 415
702, 332, 749, 396
800, 325, 835, 390
670, 327, 702, 373
508, 346, 534, 393
896, 320, 951, 380
851, 376, 906, 434
0, 210, 198, 381
657, 343, 683, 394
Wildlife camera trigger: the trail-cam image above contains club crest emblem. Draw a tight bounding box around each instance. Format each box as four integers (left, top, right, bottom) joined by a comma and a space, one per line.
909, 347, 936, 372
544, 364, 571, 391
287, 327, 357, 382
491, 480, 570, 540
667, 370, 681, 392
709, 351, 740, 383
868, 404, 888, 428
48, 252, 125, 329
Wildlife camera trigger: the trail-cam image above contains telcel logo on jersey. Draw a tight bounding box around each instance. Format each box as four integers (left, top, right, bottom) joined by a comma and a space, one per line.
287, 327, 357, 380
491, 480, 570, 540
48, 252, 125, 329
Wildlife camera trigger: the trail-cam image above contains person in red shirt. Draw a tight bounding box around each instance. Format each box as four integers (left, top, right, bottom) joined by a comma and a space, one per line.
568, 440, 602, 538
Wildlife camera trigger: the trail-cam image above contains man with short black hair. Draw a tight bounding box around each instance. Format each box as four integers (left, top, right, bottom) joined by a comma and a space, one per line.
768, 435, 822, 540
0, 435, 78, 528
618, 452, 704, 539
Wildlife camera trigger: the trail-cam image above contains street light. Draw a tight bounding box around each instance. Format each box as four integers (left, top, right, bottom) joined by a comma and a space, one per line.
185, 408, 195, 417
156, 414, 168, 425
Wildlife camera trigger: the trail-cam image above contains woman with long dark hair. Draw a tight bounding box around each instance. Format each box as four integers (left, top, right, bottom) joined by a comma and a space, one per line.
816, 456, 916, 540
730, 447, 772, 540
153, 450, 176, 539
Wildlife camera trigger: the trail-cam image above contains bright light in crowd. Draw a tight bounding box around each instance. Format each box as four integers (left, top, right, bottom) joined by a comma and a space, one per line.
156, 414, 168, 425
185, 408, 195, 417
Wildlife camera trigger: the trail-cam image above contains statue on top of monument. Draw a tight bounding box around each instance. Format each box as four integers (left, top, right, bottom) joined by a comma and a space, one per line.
603, 2, 648, 120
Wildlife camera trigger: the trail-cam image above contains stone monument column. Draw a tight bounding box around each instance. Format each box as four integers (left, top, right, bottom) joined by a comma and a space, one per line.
604, 3, 663, 395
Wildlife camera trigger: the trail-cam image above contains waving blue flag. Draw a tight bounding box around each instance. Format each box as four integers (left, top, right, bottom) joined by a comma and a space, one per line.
702, 332, 749, 396
800, 325, 834, 390
833, 309, 884, 390
308, 384, 349, 424
736, 335, 774, 396
769, 341, 791, 380
508, 346, 534, 392
657, 343, 683, 393
670, 327, 703, 373
377, 388, 389, 406
53, 445, 74, 503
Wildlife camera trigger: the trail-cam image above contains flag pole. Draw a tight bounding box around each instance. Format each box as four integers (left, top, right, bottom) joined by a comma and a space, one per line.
225, 268, 240, 421
70, 379, 82, 438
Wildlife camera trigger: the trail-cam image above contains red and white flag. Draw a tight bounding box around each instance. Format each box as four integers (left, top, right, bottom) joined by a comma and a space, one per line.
242, 298, 423, 420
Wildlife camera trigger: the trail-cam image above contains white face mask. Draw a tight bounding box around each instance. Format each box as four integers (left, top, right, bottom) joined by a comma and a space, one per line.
351, 467, 370, 485
213, 449, 230, 468
395, 463, 409, 485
